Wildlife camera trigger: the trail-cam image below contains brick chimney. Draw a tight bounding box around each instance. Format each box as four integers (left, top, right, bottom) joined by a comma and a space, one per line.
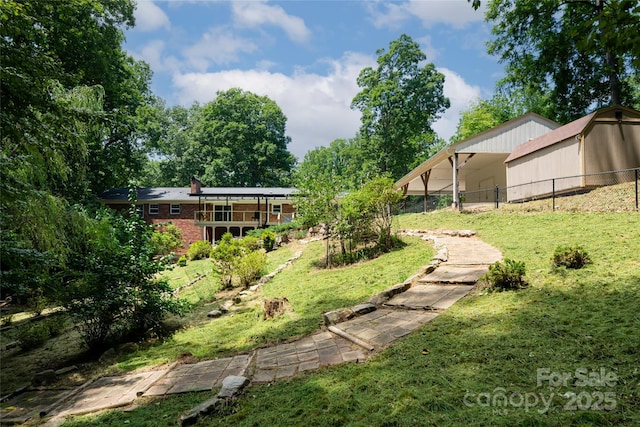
190, 176, 202, 194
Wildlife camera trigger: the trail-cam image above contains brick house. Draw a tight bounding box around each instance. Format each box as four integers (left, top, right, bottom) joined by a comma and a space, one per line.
100, 177, 297, 250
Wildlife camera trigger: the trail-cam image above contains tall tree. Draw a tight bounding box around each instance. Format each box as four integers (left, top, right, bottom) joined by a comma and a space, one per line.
1, 0, 153, 199
351, 34, 450, 180
138, 101, 207, 187
470, 0, 640, 123
199, 88, 296, 187
297, 136, 373, 191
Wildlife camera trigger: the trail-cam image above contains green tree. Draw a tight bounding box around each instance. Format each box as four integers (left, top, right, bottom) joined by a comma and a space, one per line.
297, 136, 373, 192
1, 0, 153, 199
60, 200, 187, 352
351, 34, 450, 180
138, 101, 207, 187
470, 0, 640, 123
200, 88, 296, 187
450, 95, 519, 143
340, 176, 404, 252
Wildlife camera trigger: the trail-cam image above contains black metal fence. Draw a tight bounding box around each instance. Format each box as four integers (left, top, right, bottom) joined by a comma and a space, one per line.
404, 168, 640, 213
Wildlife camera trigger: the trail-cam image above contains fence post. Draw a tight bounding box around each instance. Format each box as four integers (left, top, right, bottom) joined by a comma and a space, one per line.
552, 179, 556, 212
636, 169, 640, 210
495, 186, 499, 209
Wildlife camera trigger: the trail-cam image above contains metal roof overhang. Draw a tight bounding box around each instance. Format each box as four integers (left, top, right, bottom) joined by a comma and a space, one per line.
397, 150, 509, 196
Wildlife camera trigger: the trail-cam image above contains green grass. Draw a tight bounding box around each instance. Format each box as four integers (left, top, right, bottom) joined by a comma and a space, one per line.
62, 210, 640, 426
113, 237, 433, 371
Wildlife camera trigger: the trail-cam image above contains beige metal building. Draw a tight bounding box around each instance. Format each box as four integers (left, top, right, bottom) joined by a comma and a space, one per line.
395, 112, 559, 209
505, 106, 640, 201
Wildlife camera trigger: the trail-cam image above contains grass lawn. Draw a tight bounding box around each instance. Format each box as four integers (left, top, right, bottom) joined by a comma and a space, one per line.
61, 210, 640, 426
114, 236, 433, 371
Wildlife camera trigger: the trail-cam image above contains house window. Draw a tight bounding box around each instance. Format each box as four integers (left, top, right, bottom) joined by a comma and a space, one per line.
170, 204, 180, 215
272, 204, 282, 214
149, 204, 159, 215
214, 205, 231, 222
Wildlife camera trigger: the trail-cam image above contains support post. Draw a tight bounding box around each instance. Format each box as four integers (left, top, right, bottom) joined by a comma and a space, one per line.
552, 179, 556, 212
420, 170, 431, 213
495, 186, 499, 209
452, 153, 459, 209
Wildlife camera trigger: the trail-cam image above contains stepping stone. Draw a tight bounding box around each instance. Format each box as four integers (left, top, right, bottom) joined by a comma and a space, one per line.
51, 370, 168, 418
333, 309, 439, 350
145, 355, 251, 396
385, 284, 474, 310
419, 265, 489, 284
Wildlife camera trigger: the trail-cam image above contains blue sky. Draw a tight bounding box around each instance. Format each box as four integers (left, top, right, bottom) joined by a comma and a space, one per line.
126, 0, 504, 159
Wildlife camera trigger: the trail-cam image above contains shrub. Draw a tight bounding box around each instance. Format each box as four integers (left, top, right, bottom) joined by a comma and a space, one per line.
44, 314, 66, 337
177, 255, 187, 267
236, 250, 267, 288
552, 245, 591, 269
262, 229, 277, 252
484, 258, 528, 291
151, 223, 183, 256
14, 322, 50, 350
241, 236, 262, 252
211, 233, 243, 288
187, 240, 213, 260
60, 202, 188, 354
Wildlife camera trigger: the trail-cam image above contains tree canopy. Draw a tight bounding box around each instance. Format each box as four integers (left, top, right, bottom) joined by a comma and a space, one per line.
470, 0, 640, 123
450, 95, 520, 143
351, 34, 450, 180
142, 89, 296, 188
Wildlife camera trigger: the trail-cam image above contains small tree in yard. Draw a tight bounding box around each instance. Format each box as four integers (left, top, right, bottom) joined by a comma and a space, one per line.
211, 233, 266, 288
211, 233, 243, 288
59, 196, 188, 353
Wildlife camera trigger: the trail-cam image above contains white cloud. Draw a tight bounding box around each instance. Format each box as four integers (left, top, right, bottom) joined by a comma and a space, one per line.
433, 67, 482, 142
417, 35, 440, 61
173, 52, 375, 159
130, 39, 181, 74
369, 0, 486, 29
183, 27, 258, 71
133, 1, 170, 32
232, 0, 311, 43
170, 58, 481, 157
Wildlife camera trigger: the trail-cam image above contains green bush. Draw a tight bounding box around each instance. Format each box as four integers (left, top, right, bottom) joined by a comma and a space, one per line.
177, 255, 187, 267
552, 245, 591, 269
241, 236, 262, 252
262, 229, 277, 252
187, 240, 213, 260
44, 314, 66, 337
236, 250, 267, 288
151, 223, 183, 256
484, 258, 528, 291
14, 322, 50, 350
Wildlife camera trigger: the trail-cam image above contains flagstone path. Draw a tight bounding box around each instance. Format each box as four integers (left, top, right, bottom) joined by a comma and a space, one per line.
0, 230, 501, 426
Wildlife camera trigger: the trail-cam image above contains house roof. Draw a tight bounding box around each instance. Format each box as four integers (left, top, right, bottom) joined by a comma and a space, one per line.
100, 187, 297, 203
505, 112, 596, 163
504, 105, 640, 163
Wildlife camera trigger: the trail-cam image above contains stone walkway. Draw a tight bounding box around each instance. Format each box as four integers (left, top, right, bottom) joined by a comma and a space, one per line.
0, 230, 501, 426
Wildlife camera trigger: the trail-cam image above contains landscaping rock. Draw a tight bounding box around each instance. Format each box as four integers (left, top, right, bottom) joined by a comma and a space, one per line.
457, 230, 475, 237
32, 369, 56, 386
98, 347, 116, 363
179, 397, 223, 426
323, 309, 354, 326
217, 375, 250, 399
207, 309, 224, 318
434, 247, 448, 262
368, 282, 412, 306
54, 365, 78, 376
351, 303, 376, 316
